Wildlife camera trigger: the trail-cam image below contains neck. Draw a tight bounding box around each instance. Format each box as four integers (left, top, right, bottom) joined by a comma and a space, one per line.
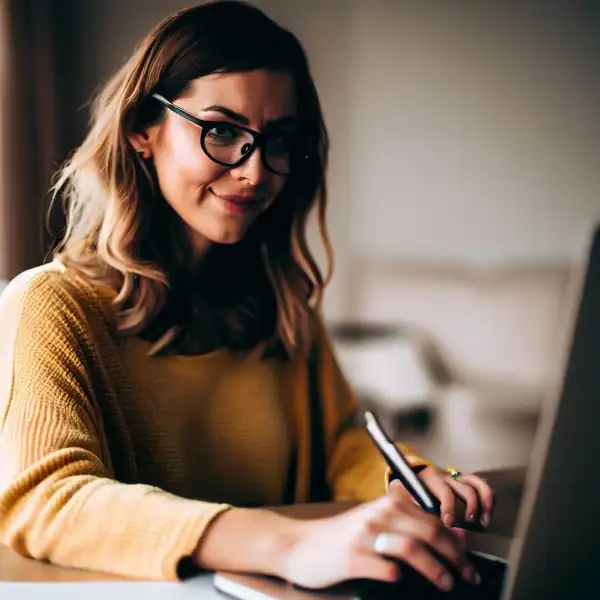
189, 229, 213, 263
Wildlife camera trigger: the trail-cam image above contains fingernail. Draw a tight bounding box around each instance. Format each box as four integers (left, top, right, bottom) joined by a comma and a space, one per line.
463, 565, 482, 585
439, 573, 453, 592
468, 512, 477, 522
443, 513, 454, 528
481, 512, 490, 527
462, 565, 474, 581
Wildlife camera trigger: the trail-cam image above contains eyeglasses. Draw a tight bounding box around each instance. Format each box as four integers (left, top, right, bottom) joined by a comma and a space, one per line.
151, 93, 308, 176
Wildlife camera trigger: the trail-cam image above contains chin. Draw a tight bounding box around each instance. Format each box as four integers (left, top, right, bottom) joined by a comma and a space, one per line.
213, 232, 247, 245
187, 210, 258, 250
205, 223, 251, 246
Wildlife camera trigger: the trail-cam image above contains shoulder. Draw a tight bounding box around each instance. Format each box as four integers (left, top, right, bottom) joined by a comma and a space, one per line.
0, 263, 72, 325
0, 262, 117, 340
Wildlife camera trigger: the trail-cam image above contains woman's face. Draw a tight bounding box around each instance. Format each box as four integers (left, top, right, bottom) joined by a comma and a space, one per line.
132, 69, 296, 255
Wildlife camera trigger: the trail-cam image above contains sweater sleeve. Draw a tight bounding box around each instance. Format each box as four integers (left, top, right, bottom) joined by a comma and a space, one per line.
0, 273, 230, 580
311, 315, 435, 502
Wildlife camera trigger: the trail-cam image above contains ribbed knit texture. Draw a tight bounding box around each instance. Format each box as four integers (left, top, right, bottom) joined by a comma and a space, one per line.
0, 263, 431, 580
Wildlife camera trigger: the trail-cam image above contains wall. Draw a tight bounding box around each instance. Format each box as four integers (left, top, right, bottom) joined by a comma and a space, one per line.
345, 1, 600, 266
71, 0, 600, 319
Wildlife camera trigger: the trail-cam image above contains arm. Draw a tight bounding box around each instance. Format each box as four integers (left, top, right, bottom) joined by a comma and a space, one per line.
0, 274, 469, 587
0, 274, 288, 580
310, 315, 434, 501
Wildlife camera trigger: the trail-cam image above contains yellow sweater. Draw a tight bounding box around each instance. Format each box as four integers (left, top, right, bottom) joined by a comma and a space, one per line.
0, 263, 431, 580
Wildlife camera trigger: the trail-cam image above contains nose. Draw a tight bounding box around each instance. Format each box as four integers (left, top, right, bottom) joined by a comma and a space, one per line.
230, 145, 269, 187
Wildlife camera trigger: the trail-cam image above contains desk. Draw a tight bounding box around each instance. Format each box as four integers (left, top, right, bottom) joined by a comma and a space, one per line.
0, 468, 525, 598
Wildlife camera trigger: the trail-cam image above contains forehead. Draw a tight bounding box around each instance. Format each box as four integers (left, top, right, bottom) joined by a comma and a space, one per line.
179, 69, 297, 124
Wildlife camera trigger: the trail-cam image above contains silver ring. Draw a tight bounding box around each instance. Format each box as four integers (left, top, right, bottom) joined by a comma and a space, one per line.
373, 533, 400, 555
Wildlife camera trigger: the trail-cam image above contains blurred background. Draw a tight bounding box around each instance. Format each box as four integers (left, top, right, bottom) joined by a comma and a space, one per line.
1, 0, 599, 472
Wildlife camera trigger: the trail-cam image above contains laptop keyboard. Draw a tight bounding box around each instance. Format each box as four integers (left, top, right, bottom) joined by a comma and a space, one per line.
354, 553, 507, 600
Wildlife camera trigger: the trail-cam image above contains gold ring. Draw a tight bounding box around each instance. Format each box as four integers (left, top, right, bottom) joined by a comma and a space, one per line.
446, 467, 461, 481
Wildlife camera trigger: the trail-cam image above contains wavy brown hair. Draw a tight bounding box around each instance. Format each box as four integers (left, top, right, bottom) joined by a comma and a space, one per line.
51, 1, 332, 358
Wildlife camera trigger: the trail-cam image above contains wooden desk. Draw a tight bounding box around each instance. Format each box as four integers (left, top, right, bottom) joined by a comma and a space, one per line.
0, 467, 525, 583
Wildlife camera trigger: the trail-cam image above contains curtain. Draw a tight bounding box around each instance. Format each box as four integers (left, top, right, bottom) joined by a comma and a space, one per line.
0, 0, 81, 281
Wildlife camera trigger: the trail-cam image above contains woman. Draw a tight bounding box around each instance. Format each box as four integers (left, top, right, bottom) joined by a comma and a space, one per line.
0, 1, 492, 591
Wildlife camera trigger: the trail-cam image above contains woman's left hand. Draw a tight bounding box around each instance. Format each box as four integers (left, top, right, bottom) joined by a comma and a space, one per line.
417, 467, 495, 530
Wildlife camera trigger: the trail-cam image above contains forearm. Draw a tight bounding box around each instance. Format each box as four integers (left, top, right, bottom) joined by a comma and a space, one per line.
0, 452, 230, 580
194, 507, 302, 578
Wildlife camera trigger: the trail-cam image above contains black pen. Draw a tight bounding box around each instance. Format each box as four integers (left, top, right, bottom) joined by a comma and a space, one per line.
364, 411, 441, 516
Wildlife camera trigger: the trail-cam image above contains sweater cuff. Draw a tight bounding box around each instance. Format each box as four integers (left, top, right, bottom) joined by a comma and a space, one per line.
162, 502, 233, 580
383, 443, 436, 490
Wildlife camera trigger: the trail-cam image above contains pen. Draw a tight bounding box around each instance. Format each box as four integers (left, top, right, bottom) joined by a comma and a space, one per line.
364, 411, 441, 516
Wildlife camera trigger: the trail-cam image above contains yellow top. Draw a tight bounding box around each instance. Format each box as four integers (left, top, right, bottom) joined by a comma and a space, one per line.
0, 263, 432, 580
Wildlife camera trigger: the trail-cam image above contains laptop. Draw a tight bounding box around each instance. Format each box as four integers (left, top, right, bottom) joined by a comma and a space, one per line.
214, 225, 600, 599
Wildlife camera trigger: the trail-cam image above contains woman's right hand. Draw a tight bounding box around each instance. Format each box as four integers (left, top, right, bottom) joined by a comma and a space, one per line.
281, 480, 479, 592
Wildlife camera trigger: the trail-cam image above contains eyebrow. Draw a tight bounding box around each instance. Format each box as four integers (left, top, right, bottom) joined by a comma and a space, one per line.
201, 104, 298, 127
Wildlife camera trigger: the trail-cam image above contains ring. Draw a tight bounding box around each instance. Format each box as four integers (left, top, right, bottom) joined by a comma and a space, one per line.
373, 533, 399, 555
373, 533, 388, 554
446, 467, 462, 481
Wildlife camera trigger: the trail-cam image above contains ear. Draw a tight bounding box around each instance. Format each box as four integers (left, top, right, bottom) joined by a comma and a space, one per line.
128, 130, 153, 159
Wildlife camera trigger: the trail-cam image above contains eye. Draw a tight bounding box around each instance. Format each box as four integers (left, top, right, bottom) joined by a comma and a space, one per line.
205, 123, 240, 144
266, 130, 295, 156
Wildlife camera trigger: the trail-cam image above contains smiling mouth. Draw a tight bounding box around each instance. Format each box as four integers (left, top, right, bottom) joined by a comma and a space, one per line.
210, 190, 264, 214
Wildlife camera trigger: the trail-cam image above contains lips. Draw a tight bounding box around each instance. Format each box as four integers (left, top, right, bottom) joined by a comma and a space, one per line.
210, 190, 264, 214
217, 194, 262, 205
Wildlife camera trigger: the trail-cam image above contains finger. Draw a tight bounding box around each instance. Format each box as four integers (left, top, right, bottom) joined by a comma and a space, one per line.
347, 552, 400, 584
388, 478, 421, 503
456, 474, 495, 526
447, 479, 480, 524
452, 526, 468, 552
385, 480, 423, 515
372, 533, 456, 592
387, 479, 418, 503
379, 504, 470, 578
420, 474, 456, 529
364, 498, 476, 583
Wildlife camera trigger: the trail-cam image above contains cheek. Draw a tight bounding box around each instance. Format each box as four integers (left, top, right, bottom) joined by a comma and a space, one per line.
265, 175, 287, 207
153, 127, 225, 202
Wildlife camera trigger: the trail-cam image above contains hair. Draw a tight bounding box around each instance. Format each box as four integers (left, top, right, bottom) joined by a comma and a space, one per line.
50, 0, 332, 359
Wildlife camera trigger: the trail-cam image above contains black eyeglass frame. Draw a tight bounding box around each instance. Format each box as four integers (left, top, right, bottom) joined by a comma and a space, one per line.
151, 93, 308, 176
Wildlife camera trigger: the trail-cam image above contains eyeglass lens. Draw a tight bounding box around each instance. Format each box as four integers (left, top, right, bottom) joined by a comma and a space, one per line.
202, 123, 296, 175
